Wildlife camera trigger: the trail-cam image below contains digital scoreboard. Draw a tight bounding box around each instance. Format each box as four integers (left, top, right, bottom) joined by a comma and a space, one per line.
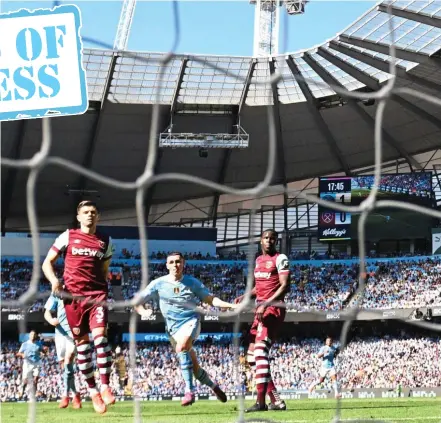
318, 177, 352, 241
317, 172, 433, 242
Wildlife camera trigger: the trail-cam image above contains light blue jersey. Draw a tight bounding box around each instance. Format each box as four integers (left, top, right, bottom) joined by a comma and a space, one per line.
319, 345, 338, 369
44, 294, 72, 339
19, 341, 43, 365
138, 274, 211, 336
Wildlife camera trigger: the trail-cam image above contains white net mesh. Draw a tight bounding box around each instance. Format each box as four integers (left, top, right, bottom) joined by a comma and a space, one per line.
1, 1, 441, 423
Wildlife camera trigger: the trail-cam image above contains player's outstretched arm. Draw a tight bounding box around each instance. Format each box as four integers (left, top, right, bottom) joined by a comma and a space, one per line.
42, 249, 62, 296
203, 295, 237, 309
134, 304, 154, 318
133, 281, 158, 317
234, 287, 256, 304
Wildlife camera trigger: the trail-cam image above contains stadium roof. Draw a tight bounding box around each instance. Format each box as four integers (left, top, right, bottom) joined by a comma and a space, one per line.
2, 0, 441, 232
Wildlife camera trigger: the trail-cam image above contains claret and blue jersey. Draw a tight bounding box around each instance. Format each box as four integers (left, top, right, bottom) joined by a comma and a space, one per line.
138, 274, 211, 336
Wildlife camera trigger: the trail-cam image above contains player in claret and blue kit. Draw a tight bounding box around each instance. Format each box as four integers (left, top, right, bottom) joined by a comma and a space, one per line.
234, 229, 291, 413
135, 251, 237, 407
42, 201, 116, 414
308, 336, 341, 398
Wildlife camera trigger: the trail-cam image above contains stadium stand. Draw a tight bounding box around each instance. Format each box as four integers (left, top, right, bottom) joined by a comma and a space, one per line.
1, 334, 440, 402
2, 255, 440, 313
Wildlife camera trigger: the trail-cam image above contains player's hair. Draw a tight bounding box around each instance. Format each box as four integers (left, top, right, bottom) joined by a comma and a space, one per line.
77, 200, 99, 214
261, 229, 278, 238
166, 251, 185, 260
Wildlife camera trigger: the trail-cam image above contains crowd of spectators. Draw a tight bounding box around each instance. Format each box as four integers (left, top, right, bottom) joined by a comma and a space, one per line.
117, 248, 430, 262
352, 174, 431, 197
348, 259, 441, 309
2, 256, 441, 312
1, 334, 439, 402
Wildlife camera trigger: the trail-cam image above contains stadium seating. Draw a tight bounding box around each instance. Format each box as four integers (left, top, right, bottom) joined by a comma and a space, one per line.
1, 335, 440, 401
2, 255, 441, 312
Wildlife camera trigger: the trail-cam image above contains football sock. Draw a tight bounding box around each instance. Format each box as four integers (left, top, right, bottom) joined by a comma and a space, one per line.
254, 338, 271, 406
194, 367, 215, 389
77, 342, 96, 389
94, 335, 112, 387
267, 379, 281, 404
177, 351, 194, 393
64, 363, 77, 395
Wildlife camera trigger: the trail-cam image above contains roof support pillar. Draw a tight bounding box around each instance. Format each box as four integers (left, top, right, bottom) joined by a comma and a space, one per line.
286, 55, 352, 176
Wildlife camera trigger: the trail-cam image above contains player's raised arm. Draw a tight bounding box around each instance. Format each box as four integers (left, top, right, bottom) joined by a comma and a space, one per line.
42, 230, 68, 296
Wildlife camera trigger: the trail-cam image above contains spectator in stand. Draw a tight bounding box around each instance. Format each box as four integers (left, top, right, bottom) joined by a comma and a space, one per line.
1, 334, 440, 402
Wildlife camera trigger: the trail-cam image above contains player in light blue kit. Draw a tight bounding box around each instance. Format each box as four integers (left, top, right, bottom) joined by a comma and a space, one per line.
308, 336, 341, 398
16, 330, 46, 401
135, 251, 237, 407
44, 293, 82, 409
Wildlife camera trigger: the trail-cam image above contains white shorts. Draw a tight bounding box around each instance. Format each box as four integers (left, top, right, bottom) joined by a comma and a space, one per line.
169, 319, 201, 349
320, 367, 337, 379
22, 362, 40, 382
55, 332, 76, 362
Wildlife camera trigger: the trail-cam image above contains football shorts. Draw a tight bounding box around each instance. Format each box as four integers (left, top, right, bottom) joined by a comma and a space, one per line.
55, 331, 76, 362
169, 318, 201, 349
64, 293, 108, 338
22, 362, 40, 382
320, 366, 337, 379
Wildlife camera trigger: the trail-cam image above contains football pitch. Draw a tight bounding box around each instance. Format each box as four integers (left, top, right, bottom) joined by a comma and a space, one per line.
2, 399, 440, 423
351, 189, 397, 198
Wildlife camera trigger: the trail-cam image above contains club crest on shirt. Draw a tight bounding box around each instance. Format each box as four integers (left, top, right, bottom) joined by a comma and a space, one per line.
173, 287, 180, 294
265, 261, 273, 269
98, 240, 106, 249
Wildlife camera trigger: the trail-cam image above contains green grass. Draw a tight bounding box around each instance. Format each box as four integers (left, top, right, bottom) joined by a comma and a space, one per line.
2, 399, 441, 423
351, 189, 397, 198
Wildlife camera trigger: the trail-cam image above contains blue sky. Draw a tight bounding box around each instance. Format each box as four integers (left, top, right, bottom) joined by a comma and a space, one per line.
1, 1, 375, 56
